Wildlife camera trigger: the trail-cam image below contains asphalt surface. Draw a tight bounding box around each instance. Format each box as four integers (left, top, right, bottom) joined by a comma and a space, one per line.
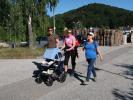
0, 44, 133, 100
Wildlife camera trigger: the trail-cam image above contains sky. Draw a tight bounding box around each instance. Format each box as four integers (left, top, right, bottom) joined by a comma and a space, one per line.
47, 0, 133, 16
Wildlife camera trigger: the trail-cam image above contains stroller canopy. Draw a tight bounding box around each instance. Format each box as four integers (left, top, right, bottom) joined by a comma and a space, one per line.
43, 48, 61, 60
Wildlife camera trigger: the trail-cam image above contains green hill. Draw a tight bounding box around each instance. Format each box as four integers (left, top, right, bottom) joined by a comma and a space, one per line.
54, 3, 133, 32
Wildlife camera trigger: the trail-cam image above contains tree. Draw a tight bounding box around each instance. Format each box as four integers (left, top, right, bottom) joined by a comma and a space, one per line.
8, 0, 25, 43
0, 0, 59, 46
0, 0, 10, 25
0, 0, 10, 41
35, 0, 50, 36
47, 0, 59, 34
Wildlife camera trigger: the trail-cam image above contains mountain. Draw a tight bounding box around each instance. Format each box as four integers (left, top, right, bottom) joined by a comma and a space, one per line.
54, 3, 133, 31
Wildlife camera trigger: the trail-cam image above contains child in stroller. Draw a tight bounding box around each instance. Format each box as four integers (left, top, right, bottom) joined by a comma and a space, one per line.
35, 48, 66, 86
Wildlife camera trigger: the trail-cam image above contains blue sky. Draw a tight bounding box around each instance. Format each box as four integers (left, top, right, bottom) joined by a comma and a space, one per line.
47, 0, 133, 16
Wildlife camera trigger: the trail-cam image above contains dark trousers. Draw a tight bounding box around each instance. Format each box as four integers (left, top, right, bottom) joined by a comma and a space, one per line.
86, 58, 96, 80
64, 50, 76, 72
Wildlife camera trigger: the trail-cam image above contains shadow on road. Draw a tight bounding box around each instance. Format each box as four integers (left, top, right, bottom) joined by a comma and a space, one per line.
96, 64, 133, 100
112, 84, 133, 100
114, 64, 133, 77
74, 72, 88, 85
95, 67, 133, 81
65, 69, 87, 85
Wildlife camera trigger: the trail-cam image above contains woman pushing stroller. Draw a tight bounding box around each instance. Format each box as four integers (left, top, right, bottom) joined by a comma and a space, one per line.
61, 29, 77, 76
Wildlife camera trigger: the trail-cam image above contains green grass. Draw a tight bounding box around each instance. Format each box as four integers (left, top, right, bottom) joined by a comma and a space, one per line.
0, 48, 44, 59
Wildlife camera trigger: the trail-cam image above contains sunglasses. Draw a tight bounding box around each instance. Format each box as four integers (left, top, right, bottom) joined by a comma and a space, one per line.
48, 30, 53, 31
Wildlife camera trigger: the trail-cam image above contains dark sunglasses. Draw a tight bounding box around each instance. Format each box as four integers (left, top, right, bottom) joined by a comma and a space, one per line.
48, 30, 53, 31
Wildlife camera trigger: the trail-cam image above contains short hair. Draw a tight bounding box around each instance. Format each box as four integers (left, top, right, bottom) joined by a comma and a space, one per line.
48, 27, 53, 31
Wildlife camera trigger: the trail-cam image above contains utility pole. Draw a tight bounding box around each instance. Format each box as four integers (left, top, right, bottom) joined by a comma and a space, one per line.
53, 7, 55, 34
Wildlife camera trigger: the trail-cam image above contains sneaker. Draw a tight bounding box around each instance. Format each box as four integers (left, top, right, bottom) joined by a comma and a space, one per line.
86, 78, 89, 82
93, 77, 97, 82
70, 71, 75, 77
64, 71, 68, 76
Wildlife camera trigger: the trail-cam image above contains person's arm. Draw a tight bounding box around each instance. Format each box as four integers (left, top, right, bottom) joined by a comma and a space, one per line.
55, 34, 59, 48
56, 38, 59, 48
82, 46, 85, 51
96, 47, 103, 61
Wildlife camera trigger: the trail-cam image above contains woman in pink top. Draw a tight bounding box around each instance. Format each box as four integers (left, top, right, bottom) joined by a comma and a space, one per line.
61, 29, 76, 76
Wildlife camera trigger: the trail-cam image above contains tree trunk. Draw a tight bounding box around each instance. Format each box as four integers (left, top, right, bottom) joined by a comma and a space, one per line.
28, 15, 34, 48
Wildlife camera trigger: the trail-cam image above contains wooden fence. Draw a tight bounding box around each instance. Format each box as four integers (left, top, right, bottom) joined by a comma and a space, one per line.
72, 28, 123, 46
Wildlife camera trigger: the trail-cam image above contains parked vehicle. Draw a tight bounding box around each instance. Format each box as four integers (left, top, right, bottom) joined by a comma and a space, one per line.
36, 36, 48, 47
0, 42, 10, 48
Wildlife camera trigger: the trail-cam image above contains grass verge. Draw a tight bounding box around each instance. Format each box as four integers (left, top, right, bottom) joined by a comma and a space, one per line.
0, 48, 44, 59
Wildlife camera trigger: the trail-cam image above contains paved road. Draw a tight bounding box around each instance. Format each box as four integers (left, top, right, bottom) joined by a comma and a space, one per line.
0, 44, 133, 100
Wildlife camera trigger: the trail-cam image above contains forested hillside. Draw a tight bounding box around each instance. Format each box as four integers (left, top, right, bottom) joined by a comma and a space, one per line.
55, 3, 133, 33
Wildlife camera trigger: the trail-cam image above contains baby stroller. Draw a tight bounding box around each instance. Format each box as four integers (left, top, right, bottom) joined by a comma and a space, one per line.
35, 48, 66, 86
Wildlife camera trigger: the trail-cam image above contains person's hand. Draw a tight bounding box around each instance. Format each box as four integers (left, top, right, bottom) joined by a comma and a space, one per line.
60, 47, 64, 51
58, 47, 61, 49
66, 49, 70, 51
82, 47, 84, 51
77, 54, 79, 58
100, 55, 103, 61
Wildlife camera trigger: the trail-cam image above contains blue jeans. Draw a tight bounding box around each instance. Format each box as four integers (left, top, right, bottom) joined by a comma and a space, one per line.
86, 58, 96, 80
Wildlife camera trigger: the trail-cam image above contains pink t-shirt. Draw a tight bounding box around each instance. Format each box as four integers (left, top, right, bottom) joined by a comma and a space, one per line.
65, 34, 76, 47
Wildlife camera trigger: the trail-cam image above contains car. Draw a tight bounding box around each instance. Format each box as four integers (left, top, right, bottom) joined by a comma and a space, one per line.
36, 36, 48, 47
36, 36, 65, 48
36, 36, 48, 41
0, 42, 10, 48
20, 41, 28, 47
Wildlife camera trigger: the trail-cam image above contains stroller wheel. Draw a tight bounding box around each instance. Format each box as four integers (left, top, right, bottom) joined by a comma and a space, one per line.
58, 72, 67, 83
45, 77, 53, 86
35, 77, 43, 84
